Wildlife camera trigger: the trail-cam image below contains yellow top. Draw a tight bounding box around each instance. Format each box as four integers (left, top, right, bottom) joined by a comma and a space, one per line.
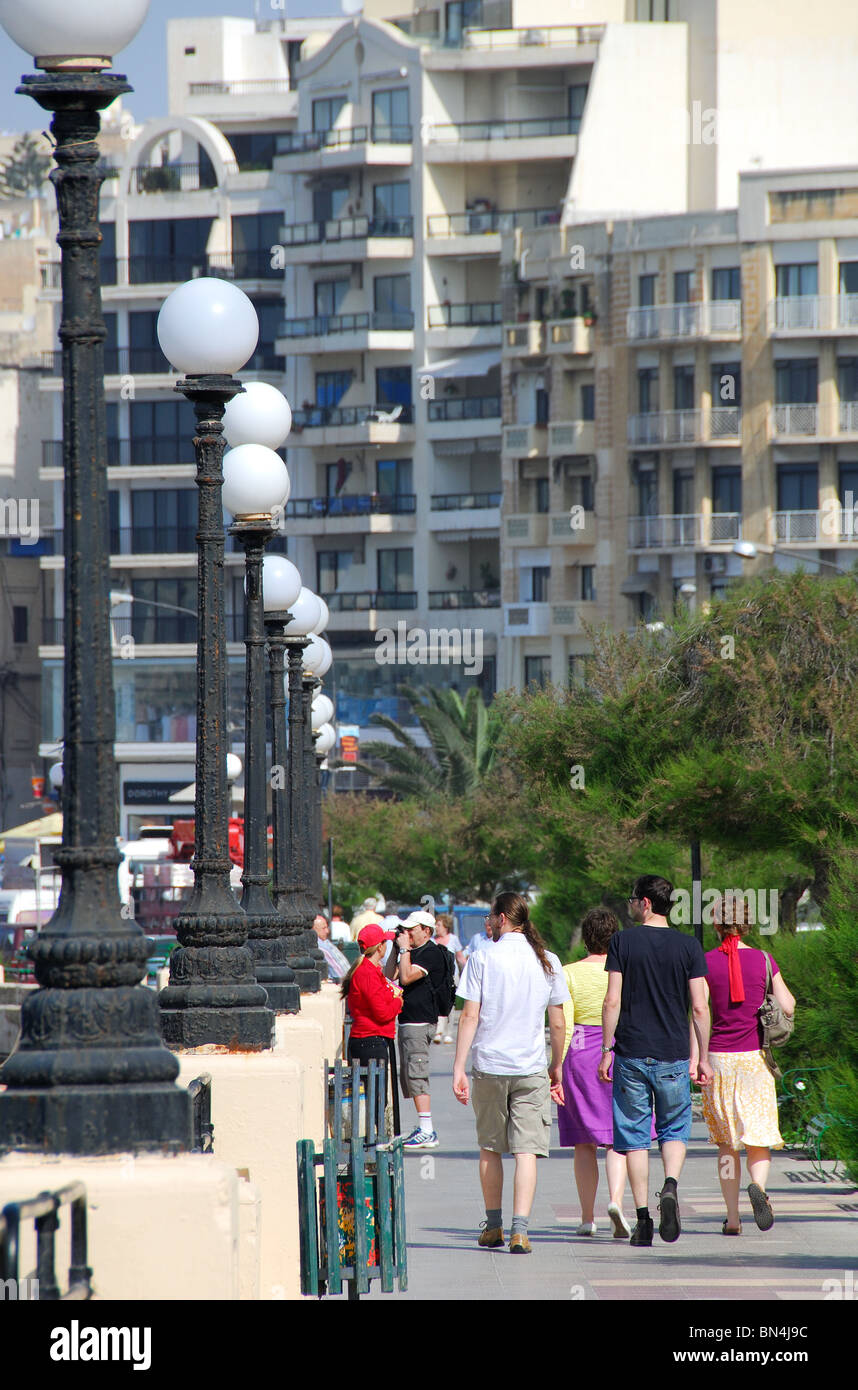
562, 959, 610, 1055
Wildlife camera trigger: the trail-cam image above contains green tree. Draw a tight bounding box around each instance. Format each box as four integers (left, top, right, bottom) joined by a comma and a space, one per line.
0, 134, 51, 198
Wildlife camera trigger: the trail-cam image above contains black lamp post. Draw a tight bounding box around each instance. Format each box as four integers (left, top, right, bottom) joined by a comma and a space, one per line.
308, 694, 334, 908
156, 281, 274, 1050
0, 20, 190, 1151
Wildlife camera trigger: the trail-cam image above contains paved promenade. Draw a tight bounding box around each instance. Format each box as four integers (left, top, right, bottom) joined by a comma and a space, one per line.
371, 1039, 858, 1303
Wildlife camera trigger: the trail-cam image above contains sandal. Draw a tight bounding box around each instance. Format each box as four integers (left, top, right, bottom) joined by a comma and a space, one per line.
747, 1182, 775, 1231
721, 1220, 742, 1235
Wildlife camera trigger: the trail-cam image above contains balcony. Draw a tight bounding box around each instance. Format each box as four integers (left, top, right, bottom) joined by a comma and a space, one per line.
275, 126, 413, 172
504, 321, 545, 356
626, 301, 741, 341
429, 492, 501, 537
627, 513, 742, 551
627, 408, 741, 446
772, 508, 858, 545
768, 296, 858, 333
130, 163, 224, 195
276, 311, 414, 355
290, 402, 415, 446
430, 491, 501, 510
550, 600, 599, 634
426, 301, 502, 351
275, 215, 414, 263
544, 317, 594, 355
547, 420, 595, 455
322, 591, 418, 633
41, 613, 247, 649
40, 251, 282, 296
503, 424, 548, 456
283, 493, 416, 536
503, 601, 551, 637
548, 510, 596, 546
425, 205, 560, 255
505, 513, 549, 546
426, 395, 501, 441
428, 588, 501, 609
40, 343, 284, 383
185, 79, 297, 120
424, 116, 579, 162
44, 528, 285, 564
424, 23, 604, 65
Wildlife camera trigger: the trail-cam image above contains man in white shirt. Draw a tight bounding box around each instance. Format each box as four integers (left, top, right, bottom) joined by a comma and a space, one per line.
453, 892, 569, 1254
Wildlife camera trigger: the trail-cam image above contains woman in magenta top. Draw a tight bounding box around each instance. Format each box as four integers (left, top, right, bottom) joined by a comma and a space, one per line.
698, 898, 795, 1235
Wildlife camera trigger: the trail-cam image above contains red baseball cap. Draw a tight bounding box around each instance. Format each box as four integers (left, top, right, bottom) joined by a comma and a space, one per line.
358, 922, 397, 949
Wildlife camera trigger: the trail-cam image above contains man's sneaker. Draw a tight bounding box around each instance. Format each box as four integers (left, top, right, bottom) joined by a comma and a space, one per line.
607, 1202, 631, 1239
478, 1223, 504, 1248
403, 1128, 439, 1151
509, 1233, 532, 1254
657, 1184, 681, 1242
629, 1216, 654, 1246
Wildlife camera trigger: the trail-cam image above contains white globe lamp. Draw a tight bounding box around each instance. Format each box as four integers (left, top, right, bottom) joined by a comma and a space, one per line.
157, 279, 259, 377
224, 382, 292, 450
315, 724, 336, 756
310, 597, 330, 635
49, 762, 64, 790
222, 444, 290, 519
0, 0, 150, 68
262, 555, 302, 613
311, 694, 335, 731
303, 634, 332, 677
286, 587, 322, 637
226, 754, 242, 782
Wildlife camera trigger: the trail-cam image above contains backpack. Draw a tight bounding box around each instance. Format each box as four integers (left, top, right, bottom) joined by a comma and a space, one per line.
431, 943, 458, 1017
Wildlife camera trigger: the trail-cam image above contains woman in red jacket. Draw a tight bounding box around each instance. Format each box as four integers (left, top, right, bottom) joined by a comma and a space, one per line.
342, 923, 404, 1133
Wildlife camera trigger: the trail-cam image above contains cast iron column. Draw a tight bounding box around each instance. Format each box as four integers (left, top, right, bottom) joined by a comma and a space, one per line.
0, 73, 190, 1153
232, 525, 299, 1012
314, 746, 327, 907
266, 617, 320, 990
275, 635, 325, 984
301, 671, 326, 928
159, 381, 274, 1047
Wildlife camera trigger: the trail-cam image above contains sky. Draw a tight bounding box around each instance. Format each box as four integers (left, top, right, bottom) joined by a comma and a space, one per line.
0, 0, 347, 135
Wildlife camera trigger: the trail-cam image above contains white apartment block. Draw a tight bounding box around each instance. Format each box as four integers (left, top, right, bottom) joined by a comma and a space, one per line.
32, 2, 858, 816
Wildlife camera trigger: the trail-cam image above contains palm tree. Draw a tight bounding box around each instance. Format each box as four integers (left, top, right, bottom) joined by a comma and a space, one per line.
339, 685, 497, 798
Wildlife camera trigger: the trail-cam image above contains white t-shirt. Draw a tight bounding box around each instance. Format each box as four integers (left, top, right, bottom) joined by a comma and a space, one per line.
458, 931, 569, 1075
329, 920, 350, 944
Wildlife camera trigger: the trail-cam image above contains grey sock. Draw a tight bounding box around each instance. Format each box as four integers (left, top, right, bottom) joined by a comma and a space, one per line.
486, 1207, 502, 1229
511, 1215, 529, 1236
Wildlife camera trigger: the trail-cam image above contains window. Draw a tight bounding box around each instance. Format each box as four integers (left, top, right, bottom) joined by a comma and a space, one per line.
129, 311, 168, 373
526, 565, 550, 602
639, 274, 657, 307
571, 473, 594, 511
376, 365, 412, 406
568, 84, 588, 132
100, 221, 117, 285
377, 459, 412, 496
372, 88, 410, 141
636, 591, 656, 622
673, 470, 694, 515
673, 271, 692, 303
712, 466, 741, 514
372, 182, 411, 233
535, 387, 550, 426
312, 96, 346, 134
638, 368, 658, 414
775, 359, 818, 404
224, 131, 276, 171
535, 478, 550, 514
839, 263, 858, 295
315, 279, 349, 317
129, 217, 212, 283
12, 606, 27, 644
231, 213, 282, 278
377, 548, 413, 593
315, 371, 351, 408
129, 400, 196, 464
109, 491, 120, 553
445, 0, 481, 43
248, 299, 284, 371
131, 489, 197, 553
580, 566, 595, 602
318, 549, 352, 592
776, 263, 818, 298
524, 655, 550, 688
712, 267, 741, 301
838, 358, 858, 401
635, 464, 657, 516
131, 578, 197, 643
673, 365, 695, 410
313, 184, 350, 223
777, 464, 818, 512
373, 274, 411, 328
581, 383, 595, 420
711, 362, 741, 407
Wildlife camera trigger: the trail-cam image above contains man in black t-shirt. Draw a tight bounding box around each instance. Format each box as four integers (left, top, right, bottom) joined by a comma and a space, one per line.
389, 910, 447, 1150
598, 874, 712, 1248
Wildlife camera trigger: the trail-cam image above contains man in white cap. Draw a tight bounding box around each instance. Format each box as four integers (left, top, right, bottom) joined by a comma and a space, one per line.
387, 910, 448, 1150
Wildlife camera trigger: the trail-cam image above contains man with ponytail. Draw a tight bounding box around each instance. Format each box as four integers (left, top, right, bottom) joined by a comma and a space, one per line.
453, 892, 569, 1254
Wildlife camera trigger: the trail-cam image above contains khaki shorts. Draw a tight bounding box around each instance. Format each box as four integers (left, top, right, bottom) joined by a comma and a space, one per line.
471, 1069, 552, 1157
398, 1023, 435, 1098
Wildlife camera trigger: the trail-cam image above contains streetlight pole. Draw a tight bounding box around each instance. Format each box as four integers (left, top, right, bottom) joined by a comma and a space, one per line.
0, 41, 190, 1150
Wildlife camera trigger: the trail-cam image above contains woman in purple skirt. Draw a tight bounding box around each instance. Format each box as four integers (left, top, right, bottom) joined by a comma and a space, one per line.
557, 909, 632, 1238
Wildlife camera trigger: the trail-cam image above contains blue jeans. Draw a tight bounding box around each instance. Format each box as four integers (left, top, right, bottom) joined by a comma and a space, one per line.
612, 1055, 691, 1153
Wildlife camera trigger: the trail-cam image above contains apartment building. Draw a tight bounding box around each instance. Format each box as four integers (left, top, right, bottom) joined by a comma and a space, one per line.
502, 166, 858, 686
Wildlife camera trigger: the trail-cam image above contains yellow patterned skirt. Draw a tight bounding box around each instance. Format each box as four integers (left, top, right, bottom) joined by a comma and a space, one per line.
702, 1050, 784, 1150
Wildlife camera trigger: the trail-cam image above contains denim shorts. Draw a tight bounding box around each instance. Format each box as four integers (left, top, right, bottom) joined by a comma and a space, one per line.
612, 1055, 692, 1153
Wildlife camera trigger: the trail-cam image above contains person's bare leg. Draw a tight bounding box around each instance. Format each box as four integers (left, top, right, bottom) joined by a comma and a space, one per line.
606, 1146, 628, 1208
512, 1152, 538, 1219
479, 1149, 503, 1210
574, 1144, 598, 1223
414, 1095, 431, 1116
625, 1149, 649, 1208
746, 1146, 771, 1190
660, 1140, 687, 1183
718, 1144, 741, 1229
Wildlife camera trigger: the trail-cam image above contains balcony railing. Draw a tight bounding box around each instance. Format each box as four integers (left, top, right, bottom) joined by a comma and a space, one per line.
41, 251, 280, 288
43, 613, 248, 645
280, 215, 414, 245
430, 491, 501, 509
450, 23, 604, 49
279, 311, 414, 337
627, 513, 742, 549
425, 116, 579, 142
626, 301, 741, 339
770, 404, 818, 436
772, 510, 820, 543
276, 126, 412, 154
43, 439, 196, 468
131, 163, 225, 194
48, 530, 288, 560
427, 396, 500, 421
767, 296, 858, 331
41, 345, 283, 376
428, 589, 501, 608
285, 494, 416, 518
427, 302, 501, 328
292, 403, 414, 429
426, 206, 560, 237
627, 408, 741, 445
772, 507, 858, 543
323, 591, 418, 611
189, 79, 292, 96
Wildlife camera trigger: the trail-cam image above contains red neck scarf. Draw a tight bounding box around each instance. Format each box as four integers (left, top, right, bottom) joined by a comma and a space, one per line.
718, 933, 745, 1003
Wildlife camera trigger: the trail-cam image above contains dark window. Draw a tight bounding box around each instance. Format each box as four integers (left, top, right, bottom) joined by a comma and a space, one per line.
100, 221, 117, 285
580, 566, 596, 602
312, 96, 346, 133
711, 362, 741, 407
712, 466, 741, 514
313, 184, 349, 223
224, 131, 276, 171
839, 262, 858, 295
371, 88, 410, 140
109, 491, 120, 552
673, 365, 695, 410
838, 358, 858, 401
535, 388, 550, 426
839, 463, 858, 508
528, 565, 550, 601
673, 469, 694, 514
315, 371, 352, 407
535, 477, 550, 513
712, 267, 741, 301
377, 458, 412, 495
635, 465, 657, 516
129, 311, 169, 373
445, 0, 481, 43
636, 591, 656, 622
131, 578, 197, 643
318, 549, 352, 592
128, 218, 212, 283
777, 464, 818, 512
524, 655, 550, 688
373, 274, 411, 321
231, 213, 282, 277
372, 181, 410, 228
639, 274, 657, 307
568, 84, 588, 131
129, 400, 196, 464
131, 489, 197, 552
247, 299, 284, 371
377, 547, 413, 592
776, 263, 818, 297
376, 366, 412, 406
12, 606, 27, 644
775, 359, 818, 404
315, 279, 349, 317
638, 367, 658, 413
673, 271, 692, 303
580, 383, 595, 420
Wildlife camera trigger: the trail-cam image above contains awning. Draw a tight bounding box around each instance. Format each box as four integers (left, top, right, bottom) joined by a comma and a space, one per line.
168, 783, 244, 806
0, 812, 63, 842
620, 575, 657, 595
418, 348, 501, 379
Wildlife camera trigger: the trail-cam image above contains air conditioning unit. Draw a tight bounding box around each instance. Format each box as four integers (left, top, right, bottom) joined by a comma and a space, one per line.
703, 554, 727, 574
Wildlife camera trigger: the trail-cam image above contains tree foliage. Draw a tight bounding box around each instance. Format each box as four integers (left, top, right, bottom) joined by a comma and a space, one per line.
0, 134, 51, 198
